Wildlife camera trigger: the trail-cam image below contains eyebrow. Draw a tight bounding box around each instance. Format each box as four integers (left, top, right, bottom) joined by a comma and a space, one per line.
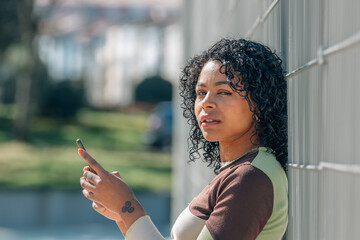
196, 80, 229, 88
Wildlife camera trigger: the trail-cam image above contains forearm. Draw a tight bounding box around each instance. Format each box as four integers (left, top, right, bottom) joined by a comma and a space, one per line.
116, 199, 164, 240
114, 198, 146, 237
116, 220, 128, 236
118, 198, 147, 231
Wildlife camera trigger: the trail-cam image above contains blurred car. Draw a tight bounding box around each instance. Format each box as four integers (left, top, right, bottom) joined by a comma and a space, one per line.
143, 101, 173, 149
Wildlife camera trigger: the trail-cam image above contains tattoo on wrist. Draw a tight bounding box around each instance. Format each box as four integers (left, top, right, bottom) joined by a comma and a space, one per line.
122, 201, 135, 213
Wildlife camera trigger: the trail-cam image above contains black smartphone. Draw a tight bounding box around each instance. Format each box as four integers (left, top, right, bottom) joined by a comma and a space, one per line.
76, 138, 97, 174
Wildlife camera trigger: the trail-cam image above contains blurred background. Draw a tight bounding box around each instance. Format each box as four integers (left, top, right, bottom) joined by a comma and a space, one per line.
0, 0, 180, 239
0, 0, 360, 239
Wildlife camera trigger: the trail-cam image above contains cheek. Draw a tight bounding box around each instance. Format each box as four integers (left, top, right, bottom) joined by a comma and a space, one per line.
194, 100, 201, 119
228, 103, 253, 124
240, 110, 255, 127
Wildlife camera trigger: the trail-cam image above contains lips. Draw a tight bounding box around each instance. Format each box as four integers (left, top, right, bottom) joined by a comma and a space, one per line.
200, 115, 220, 127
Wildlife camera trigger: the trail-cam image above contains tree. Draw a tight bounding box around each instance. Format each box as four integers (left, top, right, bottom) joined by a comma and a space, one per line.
0, 0, 39, 140
134, 75, 173, 104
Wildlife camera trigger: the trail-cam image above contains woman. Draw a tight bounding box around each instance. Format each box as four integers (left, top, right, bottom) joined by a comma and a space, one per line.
79, 38, 288, 240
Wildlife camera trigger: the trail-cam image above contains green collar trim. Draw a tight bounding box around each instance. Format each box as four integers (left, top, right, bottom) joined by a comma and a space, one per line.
219, 147, 274, 172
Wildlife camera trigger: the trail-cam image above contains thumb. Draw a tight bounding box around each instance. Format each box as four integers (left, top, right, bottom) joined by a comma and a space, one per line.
78, 148, 106, 175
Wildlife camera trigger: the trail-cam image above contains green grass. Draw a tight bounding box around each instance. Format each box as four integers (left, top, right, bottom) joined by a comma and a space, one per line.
0, 108, 172, 192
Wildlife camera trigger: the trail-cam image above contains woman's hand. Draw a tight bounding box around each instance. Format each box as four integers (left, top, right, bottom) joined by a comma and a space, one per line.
92, 201, 128, 235
92, 201, 122, 221
78, 149, 146, 228
82, 166, 123, 221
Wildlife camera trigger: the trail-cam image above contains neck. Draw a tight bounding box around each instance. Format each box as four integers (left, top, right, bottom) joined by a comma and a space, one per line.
219, 133, 261, 163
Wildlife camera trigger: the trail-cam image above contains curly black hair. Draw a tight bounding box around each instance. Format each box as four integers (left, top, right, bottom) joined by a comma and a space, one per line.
179, 38, 287, 173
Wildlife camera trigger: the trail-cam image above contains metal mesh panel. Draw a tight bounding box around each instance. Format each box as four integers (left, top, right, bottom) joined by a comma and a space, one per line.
173, 0, 360, 238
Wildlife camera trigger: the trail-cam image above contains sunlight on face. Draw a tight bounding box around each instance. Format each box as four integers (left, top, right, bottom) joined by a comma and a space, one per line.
194, 61, 256, 145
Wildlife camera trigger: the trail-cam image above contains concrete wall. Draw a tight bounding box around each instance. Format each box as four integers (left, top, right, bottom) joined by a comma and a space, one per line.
172, 0, 360, 238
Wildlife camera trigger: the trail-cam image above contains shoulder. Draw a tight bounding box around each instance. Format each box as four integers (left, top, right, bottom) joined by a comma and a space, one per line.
222, 147, 287, 191
250, 147, 288, 193
218, 161, 274, 204
204, 162, 275, 240
220, 153, 273, 193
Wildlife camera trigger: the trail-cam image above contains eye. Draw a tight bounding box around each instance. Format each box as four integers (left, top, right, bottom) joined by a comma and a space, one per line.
196, 90, 207, 96
218, 91, 232, 95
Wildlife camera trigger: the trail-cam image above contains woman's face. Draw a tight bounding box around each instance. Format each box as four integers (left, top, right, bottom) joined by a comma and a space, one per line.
194, 60, 256, 144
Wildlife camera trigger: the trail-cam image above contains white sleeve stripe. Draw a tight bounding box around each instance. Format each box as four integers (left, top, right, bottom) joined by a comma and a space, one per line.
125, 215, 165, 240
196, 225, 214, 240
171, 205, 206, 240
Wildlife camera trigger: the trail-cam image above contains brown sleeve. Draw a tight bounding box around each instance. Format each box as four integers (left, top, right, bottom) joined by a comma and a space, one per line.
206, 165, 274, 240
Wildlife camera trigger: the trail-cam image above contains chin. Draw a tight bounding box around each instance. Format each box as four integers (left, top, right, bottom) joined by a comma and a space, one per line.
202, 132, 221, 142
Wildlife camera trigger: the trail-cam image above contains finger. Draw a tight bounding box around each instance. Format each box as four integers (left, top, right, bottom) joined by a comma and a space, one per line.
82, 189, 98, 202
83, 166, 90, 172
78, 149, 106, 175
80, 177, 96, 192
83, 166, 97, 177
83, 171, 100, 184
92, 201, 122, 222
92, 201, 106, 213
111, 171, 122, 179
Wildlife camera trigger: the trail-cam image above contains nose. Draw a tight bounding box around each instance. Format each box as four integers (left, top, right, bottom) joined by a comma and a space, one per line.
201, 92, 216, 109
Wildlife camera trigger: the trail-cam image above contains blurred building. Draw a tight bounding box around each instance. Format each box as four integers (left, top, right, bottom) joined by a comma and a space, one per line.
173, 0, 360, 239
34, 0, 182, 108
